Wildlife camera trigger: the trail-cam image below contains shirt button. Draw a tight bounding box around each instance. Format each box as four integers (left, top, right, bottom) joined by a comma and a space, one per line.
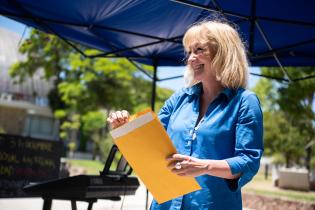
189, 130, 193, 135
192, 133, 196, 140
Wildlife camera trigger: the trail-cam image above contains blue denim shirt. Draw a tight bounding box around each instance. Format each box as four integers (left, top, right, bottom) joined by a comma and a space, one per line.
150, 83, 263, 210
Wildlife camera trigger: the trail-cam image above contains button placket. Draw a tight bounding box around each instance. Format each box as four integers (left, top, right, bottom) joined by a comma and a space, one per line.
186, 96, 200, 154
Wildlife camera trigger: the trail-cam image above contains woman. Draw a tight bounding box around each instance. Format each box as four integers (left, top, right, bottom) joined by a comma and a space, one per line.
107, 20, 263, 210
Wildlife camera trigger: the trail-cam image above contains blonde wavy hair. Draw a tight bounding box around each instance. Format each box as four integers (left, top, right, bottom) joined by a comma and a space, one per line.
183, 20, 248, 89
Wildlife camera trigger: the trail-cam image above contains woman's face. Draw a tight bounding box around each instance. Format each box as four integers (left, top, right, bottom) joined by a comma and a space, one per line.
186, 42, 214, 82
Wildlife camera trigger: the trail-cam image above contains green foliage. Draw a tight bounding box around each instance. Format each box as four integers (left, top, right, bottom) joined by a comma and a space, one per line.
68, 142, 76, 152
10, 30, 72, 81
129, 77, 173, 113
271, 153, 286, 165
81, 111, 105, 133
54, 109, 67, 119
0, 127, 5, 134
10, 29, 173, 159
263, 110, 307, 166
311, 156, 315, 170
99, 134, 114, 161
252, 67, 315, 167
261, 67, 315, 133
251, 78, 277, 112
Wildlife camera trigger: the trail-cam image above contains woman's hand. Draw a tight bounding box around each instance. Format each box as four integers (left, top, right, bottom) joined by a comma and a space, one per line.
167, 154, 210, 177
167, 154, 241, 179
107, 110, 130, 129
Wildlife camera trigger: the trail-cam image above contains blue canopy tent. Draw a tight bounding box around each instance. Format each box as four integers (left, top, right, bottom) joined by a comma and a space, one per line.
1, 0, 315, 208
1, 0, 315, 108
1, 0, 315, 74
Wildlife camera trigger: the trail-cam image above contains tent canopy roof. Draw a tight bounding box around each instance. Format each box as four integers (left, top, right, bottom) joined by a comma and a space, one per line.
0, 0, 315, 67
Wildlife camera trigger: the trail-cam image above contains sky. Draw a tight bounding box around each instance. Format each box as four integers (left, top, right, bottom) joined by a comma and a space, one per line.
0, 15, 261, 92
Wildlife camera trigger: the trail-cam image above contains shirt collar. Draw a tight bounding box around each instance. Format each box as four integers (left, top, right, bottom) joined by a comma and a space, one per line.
221, 88, 235, 101
184, 83, 235, 101
183, 82, 202, 96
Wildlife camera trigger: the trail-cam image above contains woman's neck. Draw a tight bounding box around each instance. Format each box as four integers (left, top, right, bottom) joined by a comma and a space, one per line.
196, 80, 223, 124
201, 80, 223, 103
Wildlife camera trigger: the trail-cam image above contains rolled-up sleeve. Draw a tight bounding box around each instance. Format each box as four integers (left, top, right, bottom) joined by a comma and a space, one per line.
225, 93, 264, 191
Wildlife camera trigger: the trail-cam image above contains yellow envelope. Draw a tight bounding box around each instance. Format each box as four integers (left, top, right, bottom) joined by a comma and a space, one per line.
110, 109, 201, 204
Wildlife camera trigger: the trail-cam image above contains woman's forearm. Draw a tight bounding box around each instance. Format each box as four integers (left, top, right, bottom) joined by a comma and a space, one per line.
205, 159, 240, 179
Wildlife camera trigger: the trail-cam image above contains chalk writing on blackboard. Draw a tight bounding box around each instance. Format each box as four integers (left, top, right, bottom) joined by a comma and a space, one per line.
0, 134, 63, 197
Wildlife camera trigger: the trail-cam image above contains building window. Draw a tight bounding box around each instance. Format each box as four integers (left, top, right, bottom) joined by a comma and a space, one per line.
26, 115, 57, 140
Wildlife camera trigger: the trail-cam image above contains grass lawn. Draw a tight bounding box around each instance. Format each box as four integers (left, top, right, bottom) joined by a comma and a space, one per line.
66, 159, 105, 175
243, 171, 315, 203
65, 157, 122, 175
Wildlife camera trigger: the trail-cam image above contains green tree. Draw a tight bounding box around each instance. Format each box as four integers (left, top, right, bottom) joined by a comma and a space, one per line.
10, 29, 173, 159
263, 110, 307, 167
81, 111, 106, 160
10, 30, 70, 110
252, 68, 315, 167
261, 67, 315, 137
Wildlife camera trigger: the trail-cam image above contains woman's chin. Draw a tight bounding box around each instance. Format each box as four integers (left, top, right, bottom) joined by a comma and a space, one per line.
194, 73, 204, 81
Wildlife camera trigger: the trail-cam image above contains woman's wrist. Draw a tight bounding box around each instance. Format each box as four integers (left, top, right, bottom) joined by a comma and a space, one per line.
205, 159, 213, 175
204, 159, 240, 179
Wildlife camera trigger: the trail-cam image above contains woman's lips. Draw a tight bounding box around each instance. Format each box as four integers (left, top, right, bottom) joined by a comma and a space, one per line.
192, 64, 204, 72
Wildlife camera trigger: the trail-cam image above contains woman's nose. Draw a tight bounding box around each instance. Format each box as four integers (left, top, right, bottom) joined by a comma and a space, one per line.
187, 53, 197, 63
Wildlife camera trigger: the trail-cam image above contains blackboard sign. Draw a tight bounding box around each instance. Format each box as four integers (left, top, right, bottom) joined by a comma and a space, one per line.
0, 134, 63, 197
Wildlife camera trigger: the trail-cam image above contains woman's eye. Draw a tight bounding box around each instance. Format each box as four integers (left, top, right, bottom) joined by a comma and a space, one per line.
196, 48, 204, 53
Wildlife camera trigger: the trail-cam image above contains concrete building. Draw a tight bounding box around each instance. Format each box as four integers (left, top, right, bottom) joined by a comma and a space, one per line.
0, 27, 59, 141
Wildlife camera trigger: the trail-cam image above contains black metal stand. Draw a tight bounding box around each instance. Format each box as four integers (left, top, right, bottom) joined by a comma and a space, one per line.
71, 200, 77, 210
42, 198, 97, 210
43, 199, 52, 210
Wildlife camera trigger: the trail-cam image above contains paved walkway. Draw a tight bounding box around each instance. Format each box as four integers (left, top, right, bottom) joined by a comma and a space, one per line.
0, 183, 252, 210
0, 183, 153, 210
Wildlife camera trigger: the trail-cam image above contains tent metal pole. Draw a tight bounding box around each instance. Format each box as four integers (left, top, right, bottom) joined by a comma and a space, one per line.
292, 74, 315, 82
171, 0, 249, 20
128, 60, 154, 80
3, 7, 315, 27
171, 0, 315, 27
249, 72, 289, 83
158, 75, 183, 81
89, 38, 180, 58
255, 21, 292, 82
0, 10, 183, 42
252, 38, 315, 60
151, 60, 158, 112
9, 0, 88, 58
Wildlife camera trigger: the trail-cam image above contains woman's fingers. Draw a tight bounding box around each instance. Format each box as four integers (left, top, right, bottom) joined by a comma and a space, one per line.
122, 110, 130, 118
167, 160, 180, 169
115, 111, 124, 123
166, 153, 191, 162
167, 154, 193, 171
107, 110, 130, 129
168, 160, 192, 170
166, 154, 209, 177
